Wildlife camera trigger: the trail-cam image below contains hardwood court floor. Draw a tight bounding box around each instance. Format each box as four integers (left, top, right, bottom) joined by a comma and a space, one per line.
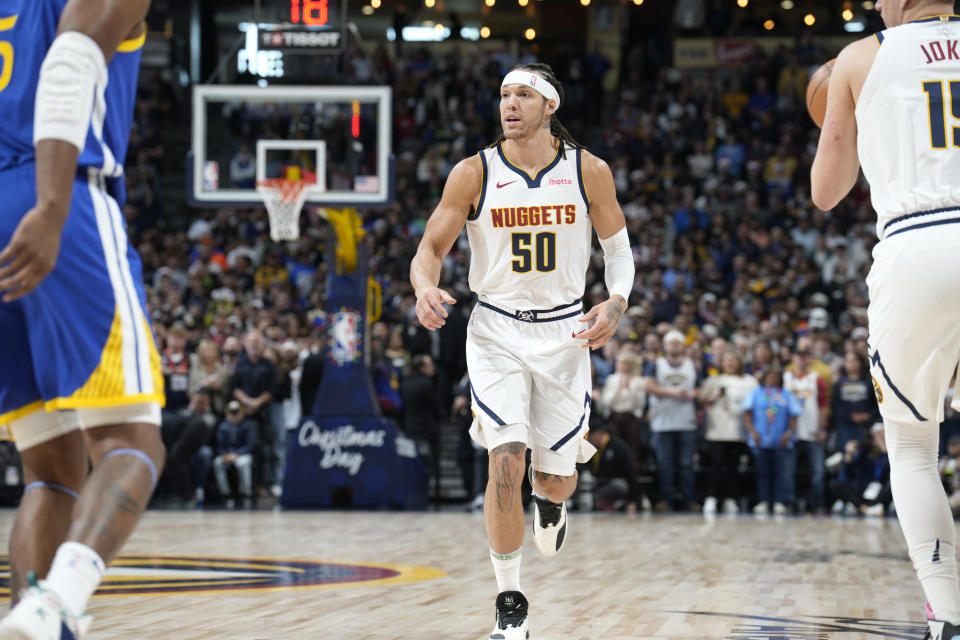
0, 509, 938, 639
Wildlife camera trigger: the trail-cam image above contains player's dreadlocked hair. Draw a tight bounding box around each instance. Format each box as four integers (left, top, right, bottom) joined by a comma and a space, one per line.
488, 62, 583, 159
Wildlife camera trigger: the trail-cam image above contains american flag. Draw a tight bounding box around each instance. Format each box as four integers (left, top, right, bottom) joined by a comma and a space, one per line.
354, 175, 379, 193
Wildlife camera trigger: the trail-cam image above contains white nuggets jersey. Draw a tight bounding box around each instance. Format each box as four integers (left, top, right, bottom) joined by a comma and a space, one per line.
466, 143, 591, 309
857, 15, 960, 236
647, 357, 698, 433
783, 370, 820, 442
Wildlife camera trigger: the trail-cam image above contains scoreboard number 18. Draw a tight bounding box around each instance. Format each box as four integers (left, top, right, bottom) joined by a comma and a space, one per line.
289, 0, 329, 26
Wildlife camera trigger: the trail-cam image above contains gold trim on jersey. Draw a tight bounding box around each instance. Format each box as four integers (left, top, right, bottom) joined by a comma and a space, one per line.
0, 15, 17, 31
499, 143, 560, 182
117, 23, 147, 52
909, 14, 960, 24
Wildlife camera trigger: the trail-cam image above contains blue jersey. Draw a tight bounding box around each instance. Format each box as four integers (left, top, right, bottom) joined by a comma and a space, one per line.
0, 1, 162, 431
0, 0, 143, 185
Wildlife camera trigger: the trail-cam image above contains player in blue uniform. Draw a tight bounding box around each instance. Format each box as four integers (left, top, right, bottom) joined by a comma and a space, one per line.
0, 1, 164, 638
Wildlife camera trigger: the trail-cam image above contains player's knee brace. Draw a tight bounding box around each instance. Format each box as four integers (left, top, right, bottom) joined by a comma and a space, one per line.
23, 480, 79, 500
102, 448, 159, 489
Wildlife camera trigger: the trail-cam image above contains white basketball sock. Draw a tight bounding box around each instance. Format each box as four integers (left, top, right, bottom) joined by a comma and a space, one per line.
490, 547, 522, 593
886, 419, 960, 623
912, 541, 960, 623
44, 542, 106, 618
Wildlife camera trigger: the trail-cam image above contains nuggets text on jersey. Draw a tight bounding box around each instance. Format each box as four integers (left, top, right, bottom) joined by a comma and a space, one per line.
490, 204, 577, 228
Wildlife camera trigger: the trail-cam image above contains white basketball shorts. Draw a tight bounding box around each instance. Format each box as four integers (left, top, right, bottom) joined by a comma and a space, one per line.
867, 213, 960, 425
466, 298, 596, 476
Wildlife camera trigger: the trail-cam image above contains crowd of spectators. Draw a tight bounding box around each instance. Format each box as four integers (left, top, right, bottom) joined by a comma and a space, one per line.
124, 70, 177, 233
122, 38, 960, 515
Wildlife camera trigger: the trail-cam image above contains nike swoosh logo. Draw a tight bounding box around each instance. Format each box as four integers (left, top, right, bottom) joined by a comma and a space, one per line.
496, 180, 517, 189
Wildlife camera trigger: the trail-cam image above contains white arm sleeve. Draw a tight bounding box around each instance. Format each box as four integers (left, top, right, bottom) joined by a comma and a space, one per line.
598, 226, 634, 303
34, 32, 107, 151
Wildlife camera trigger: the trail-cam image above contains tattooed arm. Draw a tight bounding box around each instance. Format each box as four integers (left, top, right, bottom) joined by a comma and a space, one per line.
575, 150, 633, 351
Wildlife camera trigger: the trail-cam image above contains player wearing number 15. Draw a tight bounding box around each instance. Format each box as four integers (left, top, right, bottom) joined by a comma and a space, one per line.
0, 1, 166, 639
811, 2, 960, 640
411, 63, 634, 639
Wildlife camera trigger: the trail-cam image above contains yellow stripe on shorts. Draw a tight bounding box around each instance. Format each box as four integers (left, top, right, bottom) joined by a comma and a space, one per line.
72, 308, 126, 400
45, 310, 165, 411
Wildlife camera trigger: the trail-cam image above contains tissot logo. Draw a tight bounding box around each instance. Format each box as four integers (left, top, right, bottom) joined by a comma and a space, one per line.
548, 178, 572, 186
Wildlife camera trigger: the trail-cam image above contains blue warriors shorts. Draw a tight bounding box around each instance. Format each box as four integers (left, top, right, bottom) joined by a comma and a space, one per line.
0, 164, 164, 437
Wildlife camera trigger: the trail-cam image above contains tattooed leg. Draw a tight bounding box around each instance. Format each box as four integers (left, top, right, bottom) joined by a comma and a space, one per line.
484, 440, 527, 554
69, 423, 165, 564
532, 469, 578, 503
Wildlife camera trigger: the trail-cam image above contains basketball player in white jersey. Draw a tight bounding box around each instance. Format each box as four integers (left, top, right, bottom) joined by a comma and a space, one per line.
812, 2, 960, 638
411, 62, 634, 639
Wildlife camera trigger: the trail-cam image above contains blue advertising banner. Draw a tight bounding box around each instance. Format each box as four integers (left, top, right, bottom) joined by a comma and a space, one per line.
281, 416, 428, 508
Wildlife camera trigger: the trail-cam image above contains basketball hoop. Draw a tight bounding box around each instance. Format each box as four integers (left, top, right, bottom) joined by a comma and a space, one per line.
256, 179, 312, 242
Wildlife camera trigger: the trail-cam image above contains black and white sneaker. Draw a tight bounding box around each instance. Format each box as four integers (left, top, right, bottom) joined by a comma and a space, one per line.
529, 466, 568, 556
924, 620, 960, 640
490, 591, 529, 639
531, 494, 567, 556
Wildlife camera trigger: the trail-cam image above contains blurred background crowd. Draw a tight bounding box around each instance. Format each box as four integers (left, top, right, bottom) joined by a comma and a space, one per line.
92, 30, 960, 517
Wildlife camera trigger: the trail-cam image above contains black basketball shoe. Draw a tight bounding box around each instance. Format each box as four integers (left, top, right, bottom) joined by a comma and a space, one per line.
924, 620, 960, 640
529, 466, 568, 556
490, 591, 529, 640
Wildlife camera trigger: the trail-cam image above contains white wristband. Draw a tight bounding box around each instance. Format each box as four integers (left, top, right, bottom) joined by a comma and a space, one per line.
598, 226, 634, 303
34, 31, 107, 151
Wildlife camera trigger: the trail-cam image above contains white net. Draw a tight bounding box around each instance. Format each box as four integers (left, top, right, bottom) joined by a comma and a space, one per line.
256, 179, 311, 242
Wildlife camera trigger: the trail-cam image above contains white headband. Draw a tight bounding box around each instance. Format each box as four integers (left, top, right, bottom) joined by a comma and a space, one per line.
501, 70, 561, 109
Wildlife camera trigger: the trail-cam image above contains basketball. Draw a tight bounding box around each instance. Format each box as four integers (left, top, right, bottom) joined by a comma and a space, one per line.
806, 58, 835, 128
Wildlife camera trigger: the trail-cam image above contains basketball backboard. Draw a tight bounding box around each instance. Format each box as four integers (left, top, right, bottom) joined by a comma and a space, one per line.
190, 85, 393, 207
